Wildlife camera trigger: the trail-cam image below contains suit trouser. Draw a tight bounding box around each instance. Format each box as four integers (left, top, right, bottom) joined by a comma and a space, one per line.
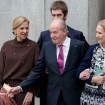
36, 73, 48, 105
57, 91, 67, 105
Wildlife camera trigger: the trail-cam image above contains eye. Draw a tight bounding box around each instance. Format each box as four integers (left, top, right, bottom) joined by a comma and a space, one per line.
52, 14, 55, 17
26, 27, 29, 30
20, 27, 24, 30
57, 14, 62, 17
98, 32, 102, 34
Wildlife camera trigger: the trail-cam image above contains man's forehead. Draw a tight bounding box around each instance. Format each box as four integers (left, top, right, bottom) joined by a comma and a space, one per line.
51, 9, 63, 13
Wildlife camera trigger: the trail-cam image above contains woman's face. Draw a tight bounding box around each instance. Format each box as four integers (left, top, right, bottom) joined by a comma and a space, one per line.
96, 25, 105, 47
14, 22, 29, 41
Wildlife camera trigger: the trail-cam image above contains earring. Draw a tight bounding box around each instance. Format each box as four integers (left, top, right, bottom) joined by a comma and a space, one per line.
13, 31, 16, 35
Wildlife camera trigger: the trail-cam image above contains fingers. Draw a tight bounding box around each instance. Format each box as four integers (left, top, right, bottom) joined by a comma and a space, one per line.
0, 87, 8, 93
7, 86, 21, 97
22, 102, 31, 105
22, 92, 33, 105
80, 76, 87, 80
94, 75, 105, 84
0, 92, 7, 95
79, 69, 90, 80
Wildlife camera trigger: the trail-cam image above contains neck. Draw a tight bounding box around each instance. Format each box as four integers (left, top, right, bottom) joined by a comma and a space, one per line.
102, 44, 105, 48
16, 37, 24, 42
57, 37, 66, 46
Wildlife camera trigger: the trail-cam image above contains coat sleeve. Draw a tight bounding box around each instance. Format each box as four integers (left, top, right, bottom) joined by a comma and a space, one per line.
20, 44, 46, 92
28, 44, 40, 93
0, 44, 6, 89
76, 45, 95, 84
0, 88, 17, 105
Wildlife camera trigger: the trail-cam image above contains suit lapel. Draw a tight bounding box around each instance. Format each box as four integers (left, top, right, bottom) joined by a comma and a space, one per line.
63, 39, 78, 72
49, 43, 60, 75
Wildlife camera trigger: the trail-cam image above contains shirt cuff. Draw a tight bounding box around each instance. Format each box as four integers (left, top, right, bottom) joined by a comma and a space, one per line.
18, 86, 23, 92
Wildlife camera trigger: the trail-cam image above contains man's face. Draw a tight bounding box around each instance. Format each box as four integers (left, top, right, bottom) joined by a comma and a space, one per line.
50, 23, 66, 45
51, 9, 67, 21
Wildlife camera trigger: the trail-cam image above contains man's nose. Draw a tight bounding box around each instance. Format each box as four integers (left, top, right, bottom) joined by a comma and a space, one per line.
51, 33, 55, 38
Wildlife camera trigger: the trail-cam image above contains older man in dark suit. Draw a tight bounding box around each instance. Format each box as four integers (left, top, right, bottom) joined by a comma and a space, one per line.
8, 18, 86, 105
37, 1, 89, 105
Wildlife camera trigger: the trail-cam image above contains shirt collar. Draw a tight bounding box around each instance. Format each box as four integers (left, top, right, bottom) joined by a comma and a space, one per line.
63, 36, 70, 47
100, 44, 105, 51
57, 36, 70, 48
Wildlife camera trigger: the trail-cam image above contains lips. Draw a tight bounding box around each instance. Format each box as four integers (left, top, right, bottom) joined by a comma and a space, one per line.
21, 34, 27, 37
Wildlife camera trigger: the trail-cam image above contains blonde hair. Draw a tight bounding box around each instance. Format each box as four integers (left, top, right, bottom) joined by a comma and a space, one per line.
12, 16, 29, 34
98, 19, 105, 31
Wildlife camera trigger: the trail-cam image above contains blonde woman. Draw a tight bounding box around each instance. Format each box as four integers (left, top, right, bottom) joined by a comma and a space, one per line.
77, 19, 105, 105
0, 16, 39, 105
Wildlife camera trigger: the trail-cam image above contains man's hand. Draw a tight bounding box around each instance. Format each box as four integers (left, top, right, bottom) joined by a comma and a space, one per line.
79, 69, 90, 80
44, 68, 48, 74
8, 86, 22, 97
22, 92, 33, 105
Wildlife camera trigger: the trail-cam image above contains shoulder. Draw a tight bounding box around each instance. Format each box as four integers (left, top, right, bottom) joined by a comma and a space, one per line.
86, 43, 99, 53
71, 38, 84, 45
27, 38, 39, 47
43, 40, 53, 46
89, 43, 99, 49
3, 40, 14, 46
41, 40, 55, 50
67, 26, 82, 34
40, 30, 50, 36
0, 40, 14, 50
27, 38, 37, 44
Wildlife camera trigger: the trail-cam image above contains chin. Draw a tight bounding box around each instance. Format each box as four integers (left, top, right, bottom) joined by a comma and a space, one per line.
22, 37, 27, 39
52, 40, 56, 44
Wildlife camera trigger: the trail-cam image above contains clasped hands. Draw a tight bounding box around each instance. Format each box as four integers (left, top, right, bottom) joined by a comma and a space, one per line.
0, 86, 22, 97
0, 86, 33, 105
79, 69, 90, 80
79, 69, 105, 84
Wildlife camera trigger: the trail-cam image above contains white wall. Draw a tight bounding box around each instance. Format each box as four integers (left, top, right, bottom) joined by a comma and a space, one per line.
0, 0, 104, 49
0, 0, 104, 105
0, 0, 44, 48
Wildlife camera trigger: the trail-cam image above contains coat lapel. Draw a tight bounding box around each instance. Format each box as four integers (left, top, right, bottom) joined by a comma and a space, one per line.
49, 43, 60, 75
63, 39, 78, 72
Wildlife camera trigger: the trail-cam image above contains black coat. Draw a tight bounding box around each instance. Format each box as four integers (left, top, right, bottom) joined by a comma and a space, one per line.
20, 38, 85, 105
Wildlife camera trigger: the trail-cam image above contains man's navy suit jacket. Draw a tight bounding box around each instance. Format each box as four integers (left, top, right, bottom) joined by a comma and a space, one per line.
37, 26, 90, 52
20, 38, 85, 105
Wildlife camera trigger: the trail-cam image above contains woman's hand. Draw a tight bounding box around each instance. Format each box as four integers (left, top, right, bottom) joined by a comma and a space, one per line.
22, 92, 33, 105
0, 87, 7, 93
0, 87, 7, 95
8, 86, 22, 97
92, 74, 105, 84
79, 69, 90, 80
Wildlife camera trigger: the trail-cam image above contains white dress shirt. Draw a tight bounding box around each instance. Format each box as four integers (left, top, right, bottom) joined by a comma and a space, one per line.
57, 36, 70, 69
